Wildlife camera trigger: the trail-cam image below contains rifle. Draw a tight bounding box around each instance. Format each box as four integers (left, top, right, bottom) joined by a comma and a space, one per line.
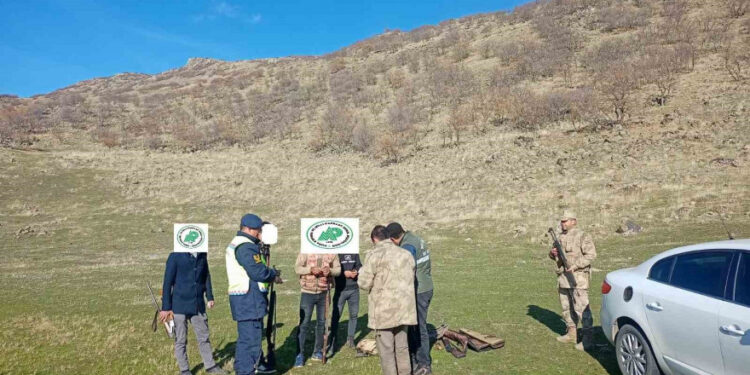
147, 282, 174, 338
322, 282, 331, 364
547, 228, 576, 287
261, 244, 278, 370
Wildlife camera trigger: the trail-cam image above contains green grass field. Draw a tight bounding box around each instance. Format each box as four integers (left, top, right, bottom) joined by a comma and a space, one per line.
1, 149, 748, 375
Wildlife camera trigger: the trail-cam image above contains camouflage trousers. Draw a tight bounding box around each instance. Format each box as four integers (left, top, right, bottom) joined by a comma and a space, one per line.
558, 288, 593, 329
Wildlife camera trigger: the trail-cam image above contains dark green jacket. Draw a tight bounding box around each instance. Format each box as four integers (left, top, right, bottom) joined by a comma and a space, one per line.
400, 231, 434, 294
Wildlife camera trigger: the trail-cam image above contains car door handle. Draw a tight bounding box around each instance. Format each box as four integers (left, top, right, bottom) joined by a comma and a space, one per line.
646, 302, 663, 311
720, 325, 746, 336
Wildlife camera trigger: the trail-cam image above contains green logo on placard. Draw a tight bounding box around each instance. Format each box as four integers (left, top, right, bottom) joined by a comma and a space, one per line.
318, 227, 344, 242
177, 225, 206, 249
307, 220, 352, 249
184, 230, 200, 244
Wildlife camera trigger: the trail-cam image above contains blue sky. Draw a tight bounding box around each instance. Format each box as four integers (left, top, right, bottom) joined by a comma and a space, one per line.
0, 0, 528, 97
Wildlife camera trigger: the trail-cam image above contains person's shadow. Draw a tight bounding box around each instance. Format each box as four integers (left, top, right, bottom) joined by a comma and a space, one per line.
526, 305, 620, 375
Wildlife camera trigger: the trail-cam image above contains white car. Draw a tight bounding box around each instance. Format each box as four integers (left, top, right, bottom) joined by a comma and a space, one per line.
601, 239, 750, 375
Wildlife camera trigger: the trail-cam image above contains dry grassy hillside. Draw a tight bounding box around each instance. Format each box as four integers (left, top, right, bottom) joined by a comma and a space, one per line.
1, 0, 748, 156
1, 0, 749, 238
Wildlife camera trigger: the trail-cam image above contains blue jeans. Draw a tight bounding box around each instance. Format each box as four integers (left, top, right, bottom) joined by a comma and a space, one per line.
235, 319, 263, 375
296, 292, 326, 356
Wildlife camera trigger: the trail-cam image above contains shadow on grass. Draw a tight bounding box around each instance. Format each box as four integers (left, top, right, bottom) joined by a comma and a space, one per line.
527, 305, 620, 375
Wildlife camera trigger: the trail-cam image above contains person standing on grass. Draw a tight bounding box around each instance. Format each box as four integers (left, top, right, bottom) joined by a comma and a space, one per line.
327, 251, 363, 356
225, 214, 282, 375
160, 248, 227, 375
386, 222, 434, 375
548, 211, 597, 351
359, 225, 417, 375
293, 250, 341, 367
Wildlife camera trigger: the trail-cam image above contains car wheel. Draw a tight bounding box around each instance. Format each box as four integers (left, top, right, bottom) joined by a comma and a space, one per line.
615, 324, 660, 375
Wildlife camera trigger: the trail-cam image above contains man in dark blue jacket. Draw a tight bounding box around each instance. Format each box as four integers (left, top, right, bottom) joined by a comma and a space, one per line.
225, 214, 281, 375
161, 251, 226, 375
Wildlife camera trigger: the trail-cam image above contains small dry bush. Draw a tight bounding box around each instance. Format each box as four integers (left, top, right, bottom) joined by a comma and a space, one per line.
451, 43, 472, 62
724, 0, 749, 17
329, 69, 364, 104
310, 102, 356, 152
723, 41, 749, 81
641, 45, 690, 104
584, 37, 644, 122
588, 3, 651, 33
92, 127, 121, 148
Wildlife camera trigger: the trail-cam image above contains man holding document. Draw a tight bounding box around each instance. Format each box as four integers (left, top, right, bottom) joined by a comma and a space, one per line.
160, 232, 226, 375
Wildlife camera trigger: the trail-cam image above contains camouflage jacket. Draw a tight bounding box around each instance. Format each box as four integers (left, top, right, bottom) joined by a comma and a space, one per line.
553, 227, 597, 289
358, 239, 417, 329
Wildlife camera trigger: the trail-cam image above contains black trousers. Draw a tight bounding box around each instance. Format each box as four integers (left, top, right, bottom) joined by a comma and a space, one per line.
409, 289, 433, 368
296, 292, 326, 356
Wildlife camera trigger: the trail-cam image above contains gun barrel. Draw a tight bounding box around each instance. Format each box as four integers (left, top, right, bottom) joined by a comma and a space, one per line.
547, 228, 570, 269
147, 282, 160, 311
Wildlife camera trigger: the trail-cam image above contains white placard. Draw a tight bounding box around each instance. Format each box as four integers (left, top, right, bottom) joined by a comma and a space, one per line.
173, 223, 209, 252
300, 218, 359, 254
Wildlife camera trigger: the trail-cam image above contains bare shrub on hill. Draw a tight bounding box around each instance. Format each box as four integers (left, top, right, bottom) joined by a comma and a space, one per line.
587, 3, 651, 33
387, 95, 423, 145
386, 68, 407, 90
533, 16, 586, 84
329, 69, 364, 104
405, 25, 439, 44
584, 37, 644, 122
421, 62, 477, 116
494, 41, 523, 65
451, 43, 472, 62
351, 123, 373, 152
310, 102, 356, 152
642, 45, 686, 104
723, 41, 749, 81
436, 29, 463, 56
724, 0, 749, 17
92, 127, 121, 148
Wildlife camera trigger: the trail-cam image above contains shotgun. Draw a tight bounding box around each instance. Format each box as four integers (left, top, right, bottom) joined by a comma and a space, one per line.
147, 282, 174, 338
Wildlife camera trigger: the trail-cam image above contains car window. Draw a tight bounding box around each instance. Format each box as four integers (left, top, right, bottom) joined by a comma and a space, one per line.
735, 252, 750, 306
649, 256, 675, 283
670, 251, 733, 299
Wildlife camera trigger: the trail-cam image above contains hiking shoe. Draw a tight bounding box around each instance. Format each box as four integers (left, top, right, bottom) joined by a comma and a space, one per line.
346, 337, 355, 348
310, 351, 324, 361
255, 362, 277, 374
293, 354, 305, 368
205, 366, 227, 375
414, 366, 432, 375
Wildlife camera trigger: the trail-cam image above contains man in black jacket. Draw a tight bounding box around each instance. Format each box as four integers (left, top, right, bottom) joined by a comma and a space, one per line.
327, 252, 362, 356
161, 251, 226, 375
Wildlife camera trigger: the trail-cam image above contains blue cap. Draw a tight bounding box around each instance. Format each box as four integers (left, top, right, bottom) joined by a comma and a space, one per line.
241, 214, 263, 229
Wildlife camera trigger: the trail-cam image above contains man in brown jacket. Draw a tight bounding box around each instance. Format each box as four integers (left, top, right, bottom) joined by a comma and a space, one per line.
359, 225, 417, 375
549, 211, 597, 351
293, 252, 341, 367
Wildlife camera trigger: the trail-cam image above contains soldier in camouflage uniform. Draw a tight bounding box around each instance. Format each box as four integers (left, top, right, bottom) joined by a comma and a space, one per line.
548, 211, 597, 351
359, 225, 417, 375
